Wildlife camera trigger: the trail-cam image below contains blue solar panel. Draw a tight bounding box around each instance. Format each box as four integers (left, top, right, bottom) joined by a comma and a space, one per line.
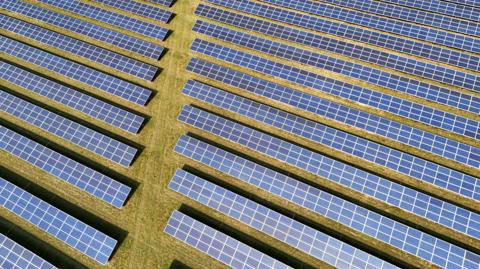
0, 233, 56, 269
0, 0, 164, 59
260, 0, 479, 37
0, 90, 137, 167
205, 0, 479, 54
174, 136, 480, 269
92, 0, 173, 22
379, 0, 479, 21
190, 39, 480, 138
195, 5, 480, 73
39, 0, 169, 40
0, 62, 145, 134
170, 169, 398, 269
186, 59, 480, 168
0, 125, 131, 208
147, 0, 174, 7
0, 36, 152, 106
0, 15, 158, 81
164, 210, 292, 269
0, 176, 117, 264
443, 0, 478, 7
193, 21, 479, 114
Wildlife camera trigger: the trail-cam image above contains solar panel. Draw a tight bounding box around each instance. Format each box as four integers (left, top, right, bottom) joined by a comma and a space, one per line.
0, 15, 158, 81
92, 0, 173, 22
0, 90, 137, 167
205, 0, 479, 54
379, 0, 480, 21
259, 0, 479, 37
442, 0, 478, 7
0, 176, 117, 264
193, 20, 479, 113
147, 0, 174, 7
164, 210, 292, 269
38, 0, 169, 40
190, 39, 480, 138
0, 233, 56, 269
169, 169, 398, 269
0, 0, 164, 59
0, 36, 152, 106
187, 59, 480, 166
0, 125, 131, 208
174, 136, 480, 269
195, 4, 480, 73
0, 62, 145, 134
304, 0, 479, 36
177, 105, 480, 238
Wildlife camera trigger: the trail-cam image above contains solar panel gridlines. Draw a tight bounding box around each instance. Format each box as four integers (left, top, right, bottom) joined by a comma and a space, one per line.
169, 169, 398, 269
92, 0, 173, 22
0, 14, 159, 81
0, 0, 165, 59
0, 62, 145, 134
164, 210, 293, 269
0, 90, 137, 167
0, 176, 117, 264
0, 233, 56, 269
147, 0, 175, 7
38, 0, 169, 40
0, 125, 131, 208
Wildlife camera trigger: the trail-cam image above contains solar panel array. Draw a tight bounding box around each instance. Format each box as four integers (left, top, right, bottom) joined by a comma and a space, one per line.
92, 0, 173, 22
379, 0, 480, 21
191, 39, 480, 139
0, 0, 164, 59
193, 20, 480, 114
0, 176, 117, 264
0, 36, 152, 106
0, 233, 56, 269
38, 0, 169, 40
0, 62, 145, 134
147, 0, 175, 7
165, 210, 293, 269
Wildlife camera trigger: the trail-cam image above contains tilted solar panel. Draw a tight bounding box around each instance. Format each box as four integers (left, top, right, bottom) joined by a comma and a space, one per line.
0, 36, 152, 106
147, 0, 175, 7
0, 90, 137, 167
0, 125, 131, 208
195, 4, 480, 73
187, 59, 480, 167
0, 233, 56, 269
0, 177, 117, 264
190, 39, 480, 138
0, 62, 145, 134
379, 0, 480, 21
169, 169, 398, 269
0, 15, 158, 81
39, 0, 169, 40
442, 0, 479, 7
193, 20, 479, 113
92, 0, 173, 22
0, 0, 164, 59
164, 210, 292, 269
205, 0, 480, 53
174, 135, 480, 269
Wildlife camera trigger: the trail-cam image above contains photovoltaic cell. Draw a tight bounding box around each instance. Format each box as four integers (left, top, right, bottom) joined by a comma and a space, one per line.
187, 59, 480, 168
0, 233, 56, 269
195, 5, 480, 73
193, 21, 479, 114
39, 0, 169, 40
174, 136, 480, 269
92, 0, 173, 22
191, 39, 480, 138
313, 0, 478, 34
0, 125, 131, 208
0, 0, 164, 59
0, 176, 117, 264
164, 210, 292, 269
205, 0, 480, 54
443, 0, 478, 7
0, 90, 137, 167
147, 0, 174, 7
259, 0, 479, 36
0, 15, 158, 81
0, 62, 145, 134
0, 36, 152, 106
379, 0, 480, 21
169, 169, 398, 269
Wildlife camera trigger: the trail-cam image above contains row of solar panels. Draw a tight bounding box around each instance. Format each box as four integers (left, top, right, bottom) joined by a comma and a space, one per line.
0, 0, 176, 266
